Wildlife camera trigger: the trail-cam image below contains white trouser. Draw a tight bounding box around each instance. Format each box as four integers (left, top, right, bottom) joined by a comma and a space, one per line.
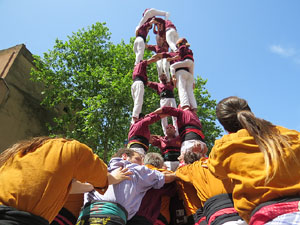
136, 8, 169, 32
166, 28, 179, 52
131, 81, 144, 118
133, 36, 145, 65
160, 97, 178, 136
222, 220, 248, 225
174, 69, 197, 109
156, 58, 170, 81
164, 161, 179, 172
170, 58, 194, 76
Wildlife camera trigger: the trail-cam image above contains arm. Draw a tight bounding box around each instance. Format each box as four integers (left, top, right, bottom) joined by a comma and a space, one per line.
167, 54, 180, 62
147, 81, 159, 92
146, 44, 158, 52
163, 171, 177, 183
69, 180, 94, 194
142, 112, 162, 126
147, 53, 162, 64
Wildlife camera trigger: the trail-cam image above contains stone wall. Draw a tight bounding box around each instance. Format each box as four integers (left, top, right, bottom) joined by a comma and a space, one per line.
0, 44, 55, 152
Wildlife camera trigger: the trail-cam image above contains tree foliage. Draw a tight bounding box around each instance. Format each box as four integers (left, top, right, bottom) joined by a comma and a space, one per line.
31, 22, 221, 162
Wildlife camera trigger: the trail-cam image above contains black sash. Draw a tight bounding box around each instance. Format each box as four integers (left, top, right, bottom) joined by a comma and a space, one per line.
175, 67, 189, 72
203, 194, 241, 225
162, 146, 180, 161
128, 135, 149, 151
137, 35, 146, 43
0, 205, 49, 225
160, 90, 174, 99
179, 125, 205, 142
133, 76, 146, 85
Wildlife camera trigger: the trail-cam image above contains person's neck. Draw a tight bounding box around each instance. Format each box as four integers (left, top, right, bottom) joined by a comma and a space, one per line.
166, 134, 175, 139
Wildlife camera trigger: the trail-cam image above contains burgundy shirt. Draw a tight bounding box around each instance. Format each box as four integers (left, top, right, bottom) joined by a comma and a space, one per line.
147, 42, 169, 53
161, 107, 202, 132
152, 135, 181, 155
132, 60, 148, 84
128, 113, 161, 145
136, 19, 152, 41
178, 45, 194, 61
147, 81, 174, 96
165, 20, 177, 31
135, 182, 176, 223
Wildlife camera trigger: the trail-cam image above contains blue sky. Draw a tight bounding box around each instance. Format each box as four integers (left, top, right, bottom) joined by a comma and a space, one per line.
1, 0, 299, 132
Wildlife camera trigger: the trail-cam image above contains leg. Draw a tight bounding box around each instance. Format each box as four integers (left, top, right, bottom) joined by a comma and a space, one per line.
176, 70, 189, 108
136, 8, 169, 31
133, 37, 145, 65
160, 98, 169, 136
166, 28, 179, 52
186, 72, 197, 110
162, 58, 171, 81
131, 81, 144, 120
169, 98, 179, 136
156, 59, 164, 78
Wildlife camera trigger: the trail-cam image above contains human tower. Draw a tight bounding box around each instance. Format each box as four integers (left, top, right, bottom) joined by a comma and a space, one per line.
127, 8, 207, 171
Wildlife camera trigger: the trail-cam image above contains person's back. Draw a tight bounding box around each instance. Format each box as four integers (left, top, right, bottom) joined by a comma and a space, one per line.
0, 137, 109, 224
130, 153, 177, 225
79, 149, 166, 225
208, 96, 300, 224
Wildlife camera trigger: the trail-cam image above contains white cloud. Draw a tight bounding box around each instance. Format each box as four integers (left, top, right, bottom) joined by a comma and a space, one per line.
269, 45, 296, 57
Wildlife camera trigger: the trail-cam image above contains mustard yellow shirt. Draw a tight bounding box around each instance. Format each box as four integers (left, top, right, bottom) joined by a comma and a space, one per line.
63, 194, 84, 218
0, 138, 108, 222
208, 126, 300, 223
175, 158, 232, 207
176, 180, 201, 216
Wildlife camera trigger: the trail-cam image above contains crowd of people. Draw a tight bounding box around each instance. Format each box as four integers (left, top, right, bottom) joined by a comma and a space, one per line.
0, 8, 300, 225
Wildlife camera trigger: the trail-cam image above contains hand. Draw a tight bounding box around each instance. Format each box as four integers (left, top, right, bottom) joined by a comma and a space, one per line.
172, 76, 177, 88
107, 167, 132, 185
150, 135, 160, 144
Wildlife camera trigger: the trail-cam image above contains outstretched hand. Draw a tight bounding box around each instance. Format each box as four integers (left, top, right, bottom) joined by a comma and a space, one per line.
108, 167, 132, 185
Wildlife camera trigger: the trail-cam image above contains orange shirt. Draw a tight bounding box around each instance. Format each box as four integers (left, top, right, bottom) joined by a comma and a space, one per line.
176, 180, 201, 216
208, 126, 300, 223
0, 139, 108, 222
63, 194, 84, 218
176, 158, 232, 207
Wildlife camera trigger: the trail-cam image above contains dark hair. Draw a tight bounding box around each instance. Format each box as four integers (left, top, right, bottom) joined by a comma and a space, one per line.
112, 148, 135, 158
139, 113, 145, 119
216, 96, 251, 133
183, 151, 201, 164
216, 96, 297, 183
144, 152, 164, 168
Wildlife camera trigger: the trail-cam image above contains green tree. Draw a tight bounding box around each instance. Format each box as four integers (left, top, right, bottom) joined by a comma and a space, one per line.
31, 22, 221, 162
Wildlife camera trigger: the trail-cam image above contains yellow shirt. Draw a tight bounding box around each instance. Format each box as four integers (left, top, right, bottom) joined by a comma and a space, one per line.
63, 193, 84, 218
176, 180, 201, 216
175, 158, 232, 207
0, 138, 108, 222
208, 126, 300, 223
